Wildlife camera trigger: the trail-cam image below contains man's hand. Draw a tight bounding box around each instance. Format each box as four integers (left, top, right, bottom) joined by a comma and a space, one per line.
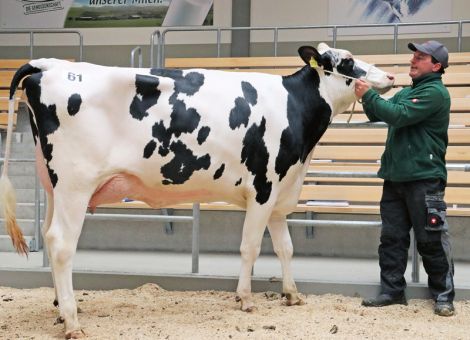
354, 79, 371, 99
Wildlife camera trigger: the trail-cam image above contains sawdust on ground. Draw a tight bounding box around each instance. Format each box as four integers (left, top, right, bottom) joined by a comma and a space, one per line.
1, 283, 469, 339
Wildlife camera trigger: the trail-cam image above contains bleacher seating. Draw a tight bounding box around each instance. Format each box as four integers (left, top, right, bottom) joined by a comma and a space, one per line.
0, 59, 30, 130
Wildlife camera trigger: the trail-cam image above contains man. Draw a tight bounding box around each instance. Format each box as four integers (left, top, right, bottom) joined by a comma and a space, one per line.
354, 40, 455, 316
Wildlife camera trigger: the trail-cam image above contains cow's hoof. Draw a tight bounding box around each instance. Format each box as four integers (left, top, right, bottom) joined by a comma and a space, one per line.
53, 299, 59, 307
235, 295, 241, 302
240, 301, 256, 313
65, 329, 85, 339
286, 297, 305, 306
54, 316, 65, 325
284, 292, 305, 306
286, 296, 305, 306
241, 305, 256, 313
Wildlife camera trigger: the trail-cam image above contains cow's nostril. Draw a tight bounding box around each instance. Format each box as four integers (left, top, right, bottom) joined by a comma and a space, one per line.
387, 74, 395, 81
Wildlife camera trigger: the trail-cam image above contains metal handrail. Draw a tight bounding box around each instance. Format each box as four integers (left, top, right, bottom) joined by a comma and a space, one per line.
150, 30, 161, 68
155, 20, 470, 67
0, 29, 83, 61
130, 46, 142, 68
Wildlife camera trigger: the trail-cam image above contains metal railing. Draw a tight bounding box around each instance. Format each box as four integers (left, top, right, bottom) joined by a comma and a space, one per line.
150, 20, 470, 67
0, 29, 83, 61
150, 30, 161, 68
130, 46, 142, 68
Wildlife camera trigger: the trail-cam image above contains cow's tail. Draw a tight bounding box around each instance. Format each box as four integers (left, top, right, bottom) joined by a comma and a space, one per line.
0, 63, 40, 255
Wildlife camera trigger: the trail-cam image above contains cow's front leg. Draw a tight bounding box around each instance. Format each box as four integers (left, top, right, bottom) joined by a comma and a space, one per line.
237, 203, 272, 312
46, 192, 89, 339
267, 215, 304, 306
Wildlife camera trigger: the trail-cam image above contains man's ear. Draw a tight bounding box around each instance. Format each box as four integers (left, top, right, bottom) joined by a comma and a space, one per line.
432, 62, 442, 73
298, 45, 322, 67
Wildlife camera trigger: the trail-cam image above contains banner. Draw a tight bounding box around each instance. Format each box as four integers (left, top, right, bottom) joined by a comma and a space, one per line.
328, 0, 451, 35
0, 0, 213, 28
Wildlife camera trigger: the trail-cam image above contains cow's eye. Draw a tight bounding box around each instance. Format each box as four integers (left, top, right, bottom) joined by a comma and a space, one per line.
337, 58, 354, 75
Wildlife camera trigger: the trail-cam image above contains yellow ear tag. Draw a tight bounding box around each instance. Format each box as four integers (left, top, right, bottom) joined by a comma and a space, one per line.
309, 59, 319, 68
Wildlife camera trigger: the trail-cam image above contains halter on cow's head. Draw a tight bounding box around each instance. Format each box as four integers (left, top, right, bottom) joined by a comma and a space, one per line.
298, 43, 394, 116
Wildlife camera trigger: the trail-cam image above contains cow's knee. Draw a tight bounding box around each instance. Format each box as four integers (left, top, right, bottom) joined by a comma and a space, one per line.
273, 240, 293, 259
240, 243, 261, 263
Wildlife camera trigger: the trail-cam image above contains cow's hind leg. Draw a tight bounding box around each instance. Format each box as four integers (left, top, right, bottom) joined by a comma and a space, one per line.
45, 191, 89, 339
267, 215, 304, 306
236, 203, 272, 312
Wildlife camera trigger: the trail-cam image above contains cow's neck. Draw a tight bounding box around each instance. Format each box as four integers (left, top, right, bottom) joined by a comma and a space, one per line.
316, 69, 357, 117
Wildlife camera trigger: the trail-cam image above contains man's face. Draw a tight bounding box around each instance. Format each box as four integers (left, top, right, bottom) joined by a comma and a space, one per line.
409, 51, 441, 79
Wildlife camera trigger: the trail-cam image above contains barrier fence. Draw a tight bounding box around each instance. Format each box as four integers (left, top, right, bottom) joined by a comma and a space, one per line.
0, 29, 83, 61
150, 20, 470, 68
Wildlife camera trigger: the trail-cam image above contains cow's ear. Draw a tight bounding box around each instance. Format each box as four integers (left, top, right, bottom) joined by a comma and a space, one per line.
298, 46, 322, 68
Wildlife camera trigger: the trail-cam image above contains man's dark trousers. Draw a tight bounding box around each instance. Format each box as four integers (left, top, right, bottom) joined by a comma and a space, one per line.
379, 178, 455, 302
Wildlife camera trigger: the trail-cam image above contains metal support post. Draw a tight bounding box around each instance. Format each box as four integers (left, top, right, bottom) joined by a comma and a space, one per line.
411, 231, 420, 283
161, 208, 174, 234
192, 203, 200, 274
305, 211, 315, 239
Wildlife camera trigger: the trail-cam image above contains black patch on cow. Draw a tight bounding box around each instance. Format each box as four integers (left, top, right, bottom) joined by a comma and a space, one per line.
147, 69, 205, 160
213, 163, 225, 180
160, 140, 211, 185
143, 140, 157, 159
158, 146, 169, 157
337, 58, 363, 86
229, 81, 258, 130
275, 66, 332, 181
241, 81, 257, 105
321, 51, 335, 74
67, 93, 82, 116
229, 97, 251, 129
169, 101, 200, 137
153, 121, 171, 151
150, 68, 205, 100
241, 117, 272, 204
27, 107, 39, 145
130, 74, 161, 121
235, 178, 242, 186
197, 126, 210, 145
23, 73, 59, 187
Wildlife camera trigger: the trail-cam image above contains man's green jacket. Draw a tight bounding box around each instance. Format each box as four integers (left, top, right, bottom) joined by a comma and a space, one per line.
361, 72, 450, 182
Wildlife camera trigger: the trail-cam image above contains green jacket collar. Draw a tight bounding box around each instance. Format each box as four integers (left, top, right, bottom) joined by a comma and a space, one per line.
411, 72, 442, 88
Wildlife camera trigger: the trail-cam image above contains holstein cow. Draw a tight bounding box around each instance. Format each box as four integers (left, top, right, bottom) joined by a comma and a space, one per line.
1, 43, 393, 338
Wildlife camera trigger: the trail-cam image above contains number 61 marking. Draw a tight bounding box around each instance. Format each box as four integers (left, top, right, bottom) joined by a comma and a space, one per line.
68, 72, 82, 82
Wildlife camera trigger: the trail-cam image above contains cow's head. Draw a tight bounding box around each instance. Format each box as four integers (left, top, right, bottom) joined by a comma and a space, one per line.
298, 43, 394, 96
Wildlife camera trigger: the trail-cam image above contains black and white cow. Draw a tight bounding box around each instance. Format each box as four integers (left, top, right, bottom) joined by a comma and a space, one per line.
1, 43, 393, 338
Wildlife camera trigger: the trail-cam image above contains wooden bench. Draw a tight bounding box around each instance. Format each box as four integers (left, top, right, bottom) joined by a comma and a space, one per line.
0, 59, 31, 130
164, 52, 470, 75
306, 126, 470, 217
98, 52, 470, 217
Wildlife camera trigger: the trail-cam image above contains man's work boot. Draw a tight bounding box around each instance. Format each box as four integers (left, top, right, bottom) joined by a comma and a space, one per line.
361, 293, 407, 307
434, 301, 455, 316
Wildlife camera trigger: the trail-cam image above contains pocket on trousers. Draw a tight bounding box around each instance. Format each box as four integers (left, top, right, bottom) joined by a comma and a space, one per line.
425, 192, 448, 232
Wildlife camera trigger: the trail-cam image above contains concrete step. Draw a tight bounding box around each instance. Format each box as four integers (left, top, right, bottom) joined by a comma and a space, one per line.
8, 175, 38, 189
14, 188, 45, 203
0, 235, 35, 252
3, 161, 36, 176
